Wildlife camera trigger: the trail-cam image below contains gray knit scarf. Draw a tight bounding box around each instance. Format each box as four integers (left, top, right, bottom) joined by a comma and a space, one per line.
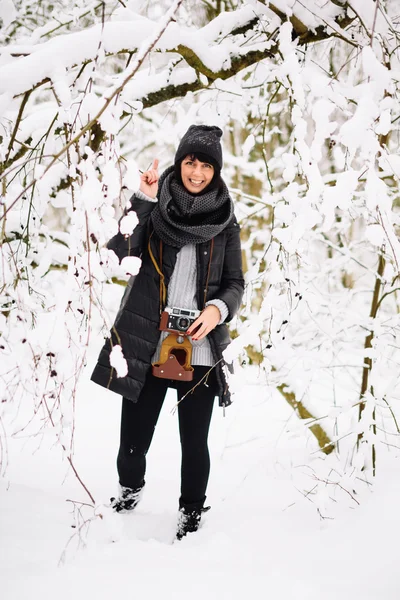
150, 166, 233, 248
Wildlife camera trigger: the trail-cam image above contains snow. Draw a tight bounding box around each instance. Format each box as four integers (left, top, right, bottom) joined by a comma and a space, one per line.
2, 321, 400, 599
119, 211, 139, 237
268, 0, 344, 29
0, 21, 153, 95
109, 344, 128, 377
123, 66, 199, 103
122, 160, 141, 193
0, 3, 273, 98
199, 3, 271, 42
120, 255, 141, 277
0, 0, 16, 29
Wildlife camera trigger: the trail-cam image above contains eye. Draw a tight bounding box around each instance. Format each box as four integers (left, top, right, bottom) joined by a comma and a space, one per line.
185, 160, 193, 165
204, 164, 212, 169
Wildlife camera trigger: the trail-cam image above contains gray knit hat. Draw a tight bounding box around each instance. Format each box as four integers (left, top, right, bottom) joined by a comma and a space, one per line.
174, 125, 223, 169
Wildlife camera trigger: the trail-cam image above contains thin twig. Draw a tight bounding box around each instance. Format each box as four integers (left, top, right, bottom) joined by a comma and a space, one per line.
171, 359, 224, 413
370, 0, 381, 47
2, 91, 32, 171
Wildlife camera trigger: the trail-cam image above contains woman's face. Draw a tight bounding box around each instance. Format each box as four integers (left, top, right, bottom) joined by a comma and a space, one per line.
181, 156, 214, 194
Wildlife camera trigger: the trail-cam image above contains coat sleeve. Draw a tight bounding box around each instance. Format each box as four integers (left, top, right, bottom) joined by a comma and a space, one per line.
106, 194, 156, 263
214, 219, 245, 322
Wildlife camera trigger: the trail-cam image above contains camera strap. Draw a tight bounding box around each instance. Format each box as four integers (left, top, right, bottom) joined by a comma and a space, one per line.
203, 238, 214, 309
148, 231, 214, 315
148, 231, 167, 314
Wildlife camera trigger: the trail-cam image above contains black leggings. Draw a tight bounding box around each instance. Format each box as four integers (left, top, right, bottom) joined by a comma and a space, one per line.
117, 366, 217, 509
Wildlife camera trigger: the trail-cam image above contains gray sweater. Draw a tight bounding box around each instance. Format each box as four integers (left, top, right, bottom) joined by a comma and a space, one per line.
135, 190, 229, 366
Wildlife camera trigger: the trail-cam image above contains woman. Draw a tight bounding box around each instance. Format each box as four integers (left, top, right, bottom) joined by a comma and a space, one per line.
91, 125, 244, 540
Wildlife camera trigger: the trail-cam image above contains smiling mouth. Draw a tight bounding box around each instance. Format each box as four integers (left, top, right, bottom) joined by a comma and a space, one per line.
189, 179, 204, 186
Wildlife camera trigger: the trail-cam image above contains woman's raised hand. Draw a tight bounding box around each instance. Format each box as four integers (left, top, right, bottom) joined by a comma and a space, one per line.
140, 159, 159, 199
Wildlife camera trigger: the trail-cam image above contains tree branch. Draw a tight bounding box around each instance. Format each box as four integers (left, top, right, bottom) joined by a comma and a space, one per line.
3, 91, 32, 170
263, 1, 357, 45
142, 5, 358, 107
6, 1, 359, 109
277, 383, 335, 455
0, 0, 185, 222
0, 0, 363, 203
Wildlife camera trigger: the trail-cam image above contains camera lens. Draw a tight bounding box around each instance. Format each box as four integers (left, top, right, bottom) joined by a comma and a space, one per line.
177, 317, 190, 331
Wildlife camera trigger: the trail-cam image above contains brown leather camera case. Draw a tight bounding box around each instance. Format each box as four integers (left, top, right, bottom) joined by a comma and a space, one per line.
152, 333, 194, 381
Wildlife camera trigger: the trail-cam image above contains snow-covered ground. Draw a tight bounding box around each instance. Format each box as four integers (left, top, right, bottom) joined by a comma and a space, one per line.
2, 346, 400, 600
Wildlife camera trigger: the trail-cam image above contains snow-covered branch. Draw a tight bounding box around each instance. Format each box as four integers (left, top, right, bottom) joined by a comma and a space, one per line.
0, 1, 360, 105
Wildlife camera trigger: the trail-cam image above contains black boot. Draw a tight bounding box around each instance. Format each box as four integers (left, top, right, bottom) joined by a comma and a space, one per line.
110, 485, 144, 513
176, 505, 210, 540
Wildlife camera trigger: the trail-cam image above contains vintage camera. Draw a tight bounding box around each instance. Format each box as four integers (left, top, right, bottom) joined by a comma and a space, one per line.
159, 306, 201, 334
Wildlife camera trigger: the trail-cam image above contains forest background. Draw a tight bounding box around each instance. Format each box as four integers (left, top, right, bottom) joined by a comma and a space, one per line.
1, 1, 400, 597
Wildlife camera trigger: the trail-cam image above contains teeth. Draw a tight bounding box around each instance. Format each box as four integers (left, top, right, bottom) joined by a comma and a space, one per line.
190, 179, 203, 184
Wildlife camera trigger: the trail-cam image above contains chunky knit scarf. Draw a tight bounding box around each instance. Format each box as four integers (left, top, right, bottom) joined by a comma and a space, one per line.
150, 166, 233, 248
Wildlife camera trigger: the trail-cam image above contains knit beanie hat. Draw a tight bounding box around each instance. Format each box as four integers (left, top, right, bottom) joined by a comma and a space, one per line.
174, 125, 223, 169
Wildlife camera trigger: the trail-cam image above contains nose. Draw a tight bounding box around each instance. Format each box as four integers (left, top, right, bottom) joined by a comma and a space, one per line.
192, 162, 202, 175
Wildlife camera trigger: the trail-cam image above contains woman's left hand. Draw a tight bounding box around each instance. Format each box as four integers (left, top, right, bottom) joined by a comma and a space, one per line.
187, 305, 221, 341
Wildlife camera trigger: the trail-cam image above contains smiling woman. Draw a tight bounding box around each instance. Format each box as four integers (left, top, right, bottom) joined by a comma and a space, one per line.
91, 124, 244, 541
180, 157, 214, 193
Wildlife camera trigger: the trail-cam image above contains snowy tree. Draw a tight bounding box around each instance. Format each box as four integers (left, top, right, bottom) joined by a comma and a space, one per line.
1, 0, 400, 511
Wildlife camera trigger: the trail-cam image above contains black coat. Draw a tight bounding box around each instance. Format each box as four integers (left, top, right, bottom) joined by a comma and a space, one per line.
90, 194, 244, 407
